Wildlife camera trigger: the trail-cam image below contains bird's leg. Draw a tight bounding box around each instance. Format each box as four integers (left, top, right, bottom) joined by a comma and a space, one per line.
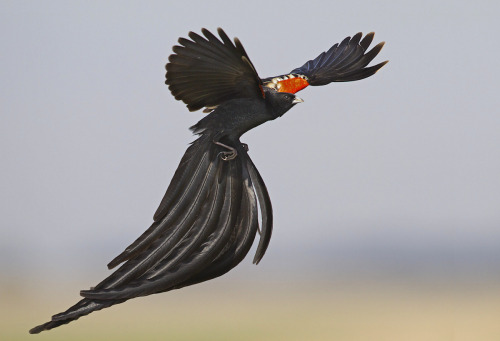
241, 143, 249, 152
214, 141, 238, 161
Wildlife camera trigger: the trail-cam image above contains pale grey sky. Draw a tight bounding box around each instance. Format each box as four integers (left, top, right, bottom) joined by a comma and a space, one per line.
1, 1, 499, 279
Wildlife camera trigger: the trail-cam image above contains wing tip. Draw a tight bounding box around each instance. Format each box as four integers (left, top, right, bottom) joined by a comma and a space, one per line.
378, 60, 389, 69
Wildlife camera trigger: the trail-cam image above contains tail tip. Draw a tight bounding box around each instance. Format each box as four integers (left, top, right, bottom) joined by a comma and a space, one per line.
29, 323, 48, 334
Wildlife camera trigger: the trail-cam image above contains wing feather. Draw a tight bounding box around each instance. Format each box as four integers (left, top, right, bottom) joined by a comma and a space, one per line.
166, 28, 263, 112
289, 32, 387, 85
262, 32, 387, 91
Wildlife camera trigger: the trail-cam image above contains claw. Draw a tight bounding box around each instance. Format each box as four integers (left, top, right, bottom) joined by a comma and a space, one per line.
214, 141, 237, 161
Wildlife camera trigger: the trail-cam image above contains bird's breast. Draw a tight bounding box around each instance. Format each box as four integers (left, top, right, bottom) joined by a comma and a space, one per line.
192, 99, 275, 139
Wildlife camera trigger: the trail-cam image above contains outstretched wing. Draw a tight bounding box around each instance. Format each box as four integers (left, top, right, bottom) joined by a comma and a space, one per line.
262, 32, 388, 93
166, 28, 264, 112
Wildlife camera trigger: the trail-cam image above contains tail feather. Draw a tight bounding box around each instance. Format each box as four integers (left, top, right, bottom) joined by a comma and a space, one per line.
247, 156, 273, 264
29, 298, 121, 334
94, 143, 221, 292
30, 135, 273, 333
108, 138, 210, 269
173, 146, 260, 288
80, 157, 243, 301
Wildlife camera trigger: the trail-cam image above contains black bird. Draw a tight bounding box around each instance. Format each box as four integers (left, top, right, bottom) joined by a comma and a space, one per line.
30, 28, 387, 334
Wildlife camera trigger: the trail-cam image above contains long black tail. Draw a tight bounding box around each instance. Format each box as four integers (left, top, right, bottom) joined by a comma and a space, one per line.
30, 135, 273, 334
29, 298, 125, 334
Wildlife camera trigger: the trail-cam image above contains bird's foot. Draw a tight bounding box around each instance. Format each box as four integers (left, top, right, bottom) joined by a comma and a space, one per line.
214, 141, 238, 161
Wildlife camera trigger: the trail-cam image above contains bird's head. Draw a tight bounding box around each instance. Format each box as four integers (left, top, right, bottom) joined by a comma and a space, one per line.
266, 89, 304, 118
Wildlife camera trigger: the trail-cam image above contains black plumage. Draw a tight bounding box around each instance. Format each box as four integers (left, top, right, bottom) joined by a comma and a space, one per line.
30, 28, 387, 334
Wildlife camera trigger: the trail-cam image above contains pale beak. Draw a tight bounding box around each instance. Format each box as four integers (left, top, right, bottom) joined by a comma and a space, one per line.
293, 96, 304, 104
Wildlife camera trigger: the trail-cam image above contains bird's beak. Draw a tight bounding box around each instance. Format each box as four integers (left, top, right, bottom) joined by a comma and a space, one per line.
293, 96, 304, 104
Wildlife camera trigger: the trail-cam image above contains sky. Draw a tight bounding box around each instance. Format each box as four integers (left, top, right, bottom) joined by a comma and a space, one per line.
1, 1, 499, 282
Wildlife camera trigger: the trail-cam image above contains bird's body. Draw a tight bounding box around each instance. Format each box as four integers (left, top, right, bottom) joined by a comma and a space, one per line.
190, 90, 291, 140
30, 28, 387, 334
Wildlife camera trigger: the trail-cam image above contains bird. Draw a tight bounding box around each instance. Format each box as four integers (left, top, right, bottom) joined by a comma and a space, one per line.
30, 27, 387, 334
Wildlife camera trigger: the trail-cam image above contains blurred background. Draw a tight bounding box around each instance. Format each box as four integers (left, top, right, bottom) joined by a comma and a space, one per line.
1, 1, 499, 340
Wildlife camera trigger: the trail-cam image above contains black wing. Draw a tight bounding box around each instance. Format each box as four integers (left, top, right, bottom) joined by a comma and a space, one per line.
262, 32, 388, 92
166, 28, 264, 112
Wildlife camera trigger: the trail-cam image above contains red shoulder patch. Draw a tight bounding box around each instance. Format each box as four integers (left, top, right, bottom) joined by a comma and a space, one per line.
277, 77, 309, 94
